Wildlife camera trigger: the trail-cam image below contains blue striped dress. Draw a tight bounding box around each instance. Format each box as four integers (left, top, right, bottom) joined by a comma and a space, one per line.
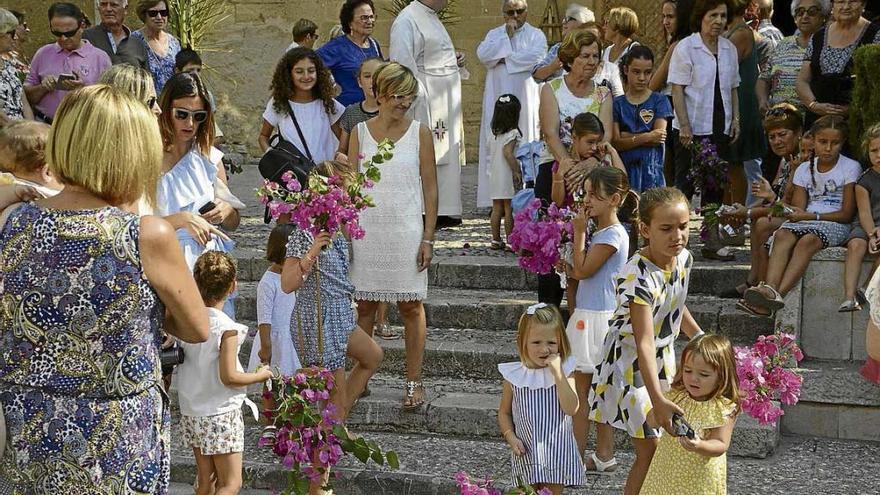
499, 358, 586, 487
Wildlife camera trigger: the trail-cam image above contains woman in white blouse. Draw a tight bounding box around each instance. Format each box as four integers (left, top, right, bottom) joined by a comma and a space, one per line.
668, 0, 740, 260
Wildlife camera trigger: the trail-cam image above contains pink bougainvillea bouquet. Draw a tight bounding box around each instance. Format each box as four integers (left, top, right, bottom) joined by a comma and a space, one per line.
256, 138, 394, 239
508, 199, 575, 275
260, 367, 398, 494
734, 332, 804, 425
454, 471, 552, 495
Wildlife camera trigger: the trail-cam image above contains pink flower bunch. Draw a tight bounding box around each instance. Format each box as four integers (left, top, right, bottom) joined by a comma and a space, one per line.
454, 472, 551, 495
508, 199, 574, 274
259, 366, 344, 486
255, 139, 394, 240
734, 332, 804, 425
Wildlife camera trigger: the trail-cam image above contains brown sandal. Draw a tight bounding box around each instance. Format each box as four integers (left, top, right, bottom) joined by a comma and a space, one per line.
402, 380, 426, 411
744, 283, 785, 311
374, 323, 400, 340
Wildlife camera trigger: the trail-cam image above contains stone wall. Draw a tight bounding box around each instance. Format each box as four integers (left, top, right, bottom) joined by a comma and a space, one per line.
13, 0, 670, 158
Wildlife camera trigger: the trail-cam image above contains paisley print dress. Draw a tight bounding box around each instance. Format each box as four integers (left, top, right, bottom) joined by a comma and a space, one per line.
0, 204, 168, 494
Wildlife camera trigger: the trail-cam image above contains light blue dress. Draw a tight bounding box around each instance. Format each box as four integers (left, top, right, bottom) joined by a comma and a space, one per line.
156, 149, 236, 316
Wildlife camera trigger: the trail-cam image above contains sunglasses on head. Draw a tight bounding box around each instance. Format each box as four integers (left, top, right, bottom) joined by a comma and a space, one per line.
766, 107, 796, 119
505, 8, 527, 16
51, 26, 80, 38
173, 108, 208, 123
147, 9, 169, 18
794, 6, 823, 17
145, 96, 157, 108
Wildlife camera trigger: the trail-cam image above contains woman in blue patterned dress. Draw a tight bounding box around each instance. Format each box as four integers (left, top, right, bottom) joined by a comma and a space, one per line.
0, 85, 208, 493
132, 0, 181, 95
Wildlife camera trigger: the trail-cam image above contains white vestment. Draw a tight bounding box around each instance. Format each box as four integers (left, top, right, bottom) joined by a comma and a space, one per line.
476, 23, 547, 208
389, 1, 464, 216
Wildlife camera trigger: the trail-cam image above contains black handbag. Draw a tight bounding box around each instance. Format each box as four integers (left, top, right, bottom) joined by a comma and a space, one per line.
258, 101, 316, 222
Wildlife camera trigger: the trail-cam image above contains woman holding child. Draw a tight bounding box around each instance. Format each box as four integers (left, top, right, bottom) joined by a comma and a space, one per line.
0, 85, 208, 491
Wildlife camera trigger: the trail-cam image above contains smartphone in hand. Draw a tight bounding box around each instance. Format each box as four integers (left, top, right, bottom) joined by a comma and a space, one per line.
56, 73, 76, 89
198, 201, 217, 215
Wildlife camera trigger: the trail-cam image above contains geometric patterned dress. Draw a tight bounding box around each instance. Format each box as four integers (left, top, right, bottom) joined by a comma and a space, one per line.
588, 249, 693, 439
0, 204, 169, 494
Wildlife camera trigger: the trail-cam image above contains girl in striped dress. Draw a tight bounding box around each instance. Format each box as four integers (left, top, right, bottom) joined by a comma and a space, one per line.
498, 304, 585, 493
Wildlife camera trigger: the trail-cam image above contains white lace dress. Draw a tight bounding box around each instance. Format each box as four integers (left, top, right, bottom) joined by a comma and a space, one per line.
350, 120, 427, 302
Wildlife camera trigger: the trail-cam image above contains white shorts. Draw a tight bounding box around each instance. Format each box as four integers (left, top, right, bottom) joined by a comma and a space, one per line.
565, 308, 613, 374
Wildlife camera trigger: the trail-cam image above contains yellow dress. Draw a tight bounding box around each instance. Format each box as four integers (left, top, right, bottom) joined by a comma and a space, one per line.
640, 389, 737, 495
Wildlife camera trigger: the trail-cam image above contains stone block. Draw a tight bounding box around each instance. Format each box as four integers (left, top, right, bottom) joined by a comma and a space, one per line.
780, 402, 839, 438
425, 392, 499, 436
839, 406, 880, 441
689, 264, 749, 296
801, 260, 852, 360
729, 414, 779, 459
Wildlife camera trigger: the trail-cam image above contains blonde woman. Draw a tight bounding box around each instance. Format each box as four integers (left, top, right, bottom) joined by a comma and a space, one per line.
99, 63, 161, 116
348, 62, 438, 410
600, 7, 640, 96
0, 84, 208, 492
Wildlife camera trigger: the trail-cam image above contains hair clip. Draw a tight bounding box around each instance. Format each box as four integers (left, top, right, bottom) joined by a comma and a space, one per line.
526, 303, 548, 315
498, 95, 511, 103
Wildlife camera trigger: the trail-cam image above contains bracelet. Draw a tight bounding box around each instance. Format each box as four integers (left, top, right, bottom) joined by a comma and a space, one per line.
421, 239, 434, 245
808, 100, 817, 110
746, 208, 752, 225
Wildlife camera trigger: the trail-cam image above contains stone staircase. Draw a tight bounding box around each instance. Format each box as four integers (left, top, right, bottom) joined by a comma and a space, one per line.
166, 162, 878, 492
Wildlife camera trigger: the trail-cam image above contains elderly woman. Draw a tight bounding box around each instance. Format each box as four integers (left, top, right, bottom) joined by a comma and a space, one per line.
757, 0, 829, 114
599, 7, 639, 97
316, 0, 382, 106
0, 84, 208, 491
349, 62, 437, 410
0, 9, 31, 120
669, 0, 740, 260
531, 3, 595, 82
132, 0, 181, 94
796, 0, 880, 127
535, 29, 612, 306
723, 104, 807, 301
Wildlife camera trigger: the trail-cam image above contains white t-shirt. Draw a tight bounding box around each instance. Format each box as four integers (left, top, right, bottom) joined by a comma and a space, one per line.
247, 270, 300, 376
792, 154, 861, 214
262, 97, 345, 164
176, 307, 249, 417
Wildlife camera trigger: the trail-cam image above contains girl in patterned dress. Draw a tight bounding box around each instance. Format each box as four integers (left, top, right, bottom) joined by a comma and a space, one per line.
498, 304, 585, 494
641, 335, 740, 495
588, 187, 706, 495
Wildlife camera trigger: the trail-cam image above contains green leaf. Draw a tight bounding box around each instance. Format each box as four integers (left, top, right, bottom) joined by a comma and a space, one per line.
370, 449, 384, 465
352, 445, 370, 463
373, 156, 384, 164
386, 450, 400, 470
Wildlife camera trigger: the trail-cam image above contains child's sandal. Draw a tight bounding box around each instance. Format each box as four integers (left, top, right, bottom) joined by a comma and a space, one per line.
585, 452, 618, 475
402, 380, 426, 411
744, 283, 785, 311
838, 299, 862, 312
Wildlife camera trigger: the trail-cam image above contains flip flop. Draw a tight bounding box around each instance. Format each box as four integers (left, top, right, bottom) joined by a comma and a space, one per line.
744, 283, 785, 311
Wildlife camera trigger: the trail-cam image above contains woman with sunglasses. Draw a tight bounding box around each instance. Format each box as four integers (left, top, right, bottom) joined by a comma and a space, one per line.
756, 0, 829, 116
796, 0, 880, 129
157, 72, 241, 313
0, 8, 32, 120
132, 0, 181, 95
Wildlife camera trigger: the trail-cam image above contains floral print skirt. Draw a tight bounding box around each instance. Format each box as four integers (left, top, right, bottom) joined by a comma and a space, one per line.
0, 383, 170, 494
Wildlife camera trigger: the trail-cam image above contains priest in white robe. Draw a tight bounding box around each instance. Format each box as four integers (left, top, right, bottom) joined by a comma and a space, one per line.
390, 0, 464, 223
476, 0, 547, 209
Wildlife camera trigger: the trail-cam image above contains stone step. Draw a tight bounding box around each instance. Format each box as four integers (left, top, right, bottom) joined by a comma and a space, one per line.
171, 428, 878, 494
782, 359, 880, 442
230, 251, 749, 298
232, 284, 774, 339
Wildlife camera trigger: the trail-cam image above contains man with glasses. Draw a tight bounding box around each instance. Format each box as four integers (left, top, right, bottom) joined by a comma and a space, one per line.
83, 0, 148, 69
287, 18, 319, 52
476, 0, 547, 210
23, 2, 111, 122
390, 0, 466, 226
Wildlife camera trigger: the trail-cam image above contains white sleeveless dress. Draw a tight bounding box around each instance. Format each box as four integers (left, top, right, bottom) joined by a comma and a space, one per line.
350, 120, 428, 302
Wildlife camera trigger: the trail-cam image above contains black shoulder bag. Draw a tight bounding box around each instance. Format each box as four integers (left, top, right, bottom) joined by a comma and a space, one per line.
258, 102, 316, 222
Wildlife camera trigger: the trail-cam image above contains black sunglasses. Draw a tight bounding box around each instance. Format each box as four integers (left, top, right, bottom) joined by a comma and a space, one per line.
173, 108, 208, 123
145, 96, 157, 109
147, 9, 169, 18
794, 6, 823, 17
505, 8, 527, 16
51, 27, 80, 38
766, 107, 796, 118
5, 29, 17, 38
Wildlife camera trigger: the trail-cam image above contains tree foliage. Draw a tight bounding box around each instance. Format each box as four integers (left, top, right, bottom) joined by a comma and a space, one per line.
850, 44, 880, 157
167, 0, 231, 52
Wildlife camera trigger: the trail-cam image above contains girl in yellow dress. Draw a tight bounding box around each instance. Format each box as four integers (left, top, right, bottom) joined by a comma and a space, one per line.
641, 334, 741, 495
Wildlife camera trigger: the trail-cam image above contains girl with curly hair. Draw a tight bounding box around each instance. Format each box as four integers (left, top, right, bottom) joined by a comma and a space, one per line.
258, 47, 346, 164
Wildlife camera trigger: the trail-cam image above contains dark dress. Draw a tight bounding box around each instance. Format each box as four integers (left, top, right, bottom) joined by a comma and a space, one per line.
724, 23, 767, 163
0, 204, 169, 493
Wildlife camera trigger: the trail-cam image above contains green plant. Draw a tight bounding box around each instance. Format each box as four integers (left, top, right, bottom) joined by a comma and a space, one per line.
849, 44, 880, 156
166, 0, 231, 52
385, 0, 460, 25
